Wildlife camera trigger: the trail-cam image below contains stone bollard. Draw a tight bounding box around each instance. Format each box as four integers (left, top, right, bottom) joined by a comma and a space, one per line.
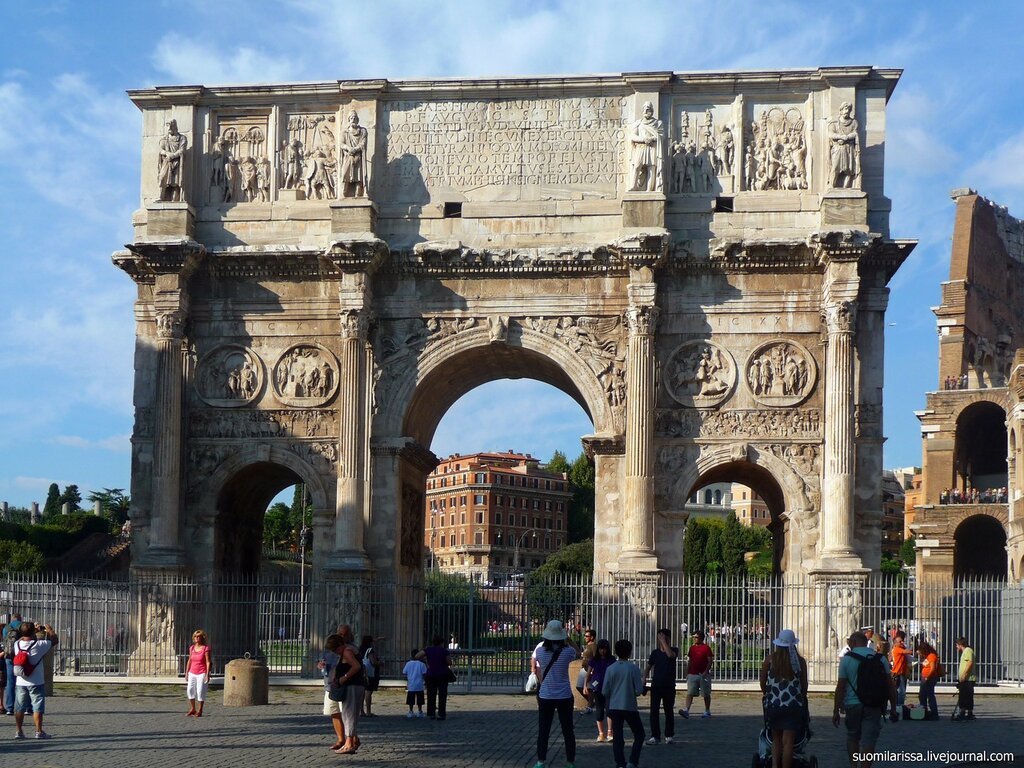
223, 656, 269, 707
568, 659, 589, 710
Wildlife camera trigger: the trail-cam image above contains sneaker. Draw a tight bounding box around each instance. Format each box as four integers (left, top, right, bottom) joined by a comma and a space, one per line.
533, 762, 545, 768
647, 736, 659, 744
566, 764, 576, 768
966, 712, 976, 721
14, 731, 25, 740
678, 709, 689, 719
665, 736, 674, 744
406, 711, 415, 718
702, 711, 712, 718
417, 712, 426, 718
35, 731, 50, 740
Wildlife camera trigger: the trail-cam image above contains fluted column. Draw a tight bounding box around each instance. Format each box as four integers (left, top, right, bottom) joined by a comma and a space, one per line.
147, 307, 187, 563
820, 300, 858, 562
331, 308, 371, 570
620, 281, 660, 571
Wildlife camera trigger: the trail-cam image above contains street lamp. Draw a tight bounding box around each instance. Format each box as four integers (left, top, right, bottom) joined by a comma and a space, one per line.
512, 529, 537, 575
298, 484, 310, 642
429, 524, 437, 571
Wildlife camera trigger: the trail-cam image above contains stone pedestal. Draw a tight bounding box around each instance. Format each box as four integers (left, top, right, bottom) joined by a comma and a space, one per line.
621, 193, 666, 229
802, 571, 869, 684
331, 199, 378, 234
820, 189, 868, 228
145, 202, 195, 239
278, 188, 306, 202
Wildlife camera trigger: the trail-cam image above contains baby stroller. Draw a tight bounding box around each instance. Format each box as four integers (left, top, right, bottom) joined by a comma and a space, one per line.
751, 705, 817, 768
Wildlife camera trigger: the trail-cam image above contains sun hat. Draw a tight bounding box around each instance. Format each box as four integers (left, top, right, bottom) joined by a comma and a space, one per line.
772, 629, 799, 647
542, 619, 568, 641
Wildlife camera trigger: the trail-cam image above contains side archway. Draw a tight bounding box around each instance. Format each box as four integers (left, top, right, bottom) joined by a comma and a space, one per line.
954, 513, 1008, 580
196, 446, 331, 574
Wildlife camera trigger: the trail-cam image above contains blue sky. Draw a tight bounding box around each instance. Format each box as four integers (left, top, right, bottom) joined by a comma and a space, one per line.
1, 0, 1023, 507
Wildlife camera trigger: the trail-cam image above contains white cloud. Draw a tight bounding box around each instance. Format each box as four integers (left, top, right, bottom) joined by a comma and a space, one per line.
152, 33, 302, 85
52, 434, 131, 452
13, 476, 71, 493
969, 130, 1024, 204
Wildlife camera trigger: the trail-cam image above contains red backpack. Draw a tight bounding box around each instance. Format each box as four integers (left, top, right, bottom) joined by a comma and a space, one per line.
13, 640, 37, 678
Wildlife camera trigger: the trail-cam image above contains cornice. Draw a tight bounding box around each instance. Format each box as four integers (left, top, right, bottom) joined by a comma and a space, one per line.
385, 241, 631, 277
114, 239, 206, 283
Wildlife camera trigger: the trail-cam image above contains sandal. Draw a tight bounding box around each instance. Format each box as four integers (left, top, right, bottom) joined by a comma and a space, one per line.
329, 742, 345, 751
335, 747, 359, 755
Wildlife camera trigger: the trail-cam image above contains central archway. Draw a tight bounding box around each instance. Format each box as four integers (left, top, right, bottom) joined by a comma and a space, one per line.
377, 325, 617, 576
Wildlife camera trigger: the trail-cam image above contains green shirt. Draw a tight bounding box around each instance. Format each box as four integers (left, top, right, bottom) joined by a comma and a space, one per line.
959, 647, 976, 682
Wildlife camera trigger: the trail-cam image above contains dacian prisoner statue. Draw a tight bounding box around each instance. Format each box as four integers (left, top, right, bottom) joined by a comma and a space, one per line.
629, 101, 663, 192
157, 119, 188, 202
827, 102, 861, 189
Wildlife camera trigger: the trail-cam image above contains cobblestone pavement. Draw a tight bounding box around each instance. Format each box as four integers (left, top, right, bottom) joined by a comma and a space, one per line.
4, 686, 1023, 767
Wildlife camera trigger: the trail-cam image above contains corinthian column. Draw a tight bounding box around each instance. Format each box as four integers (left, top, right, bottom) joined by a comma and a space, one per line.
820, 300, 860, 566
330, 307, 371, 570
147, 307, 187, 564
620, 281, 660, 571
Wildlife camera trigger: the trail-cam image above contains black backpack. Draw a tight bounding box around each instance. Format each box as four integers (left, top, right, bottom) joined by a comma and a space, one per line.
849, 652, 889, 708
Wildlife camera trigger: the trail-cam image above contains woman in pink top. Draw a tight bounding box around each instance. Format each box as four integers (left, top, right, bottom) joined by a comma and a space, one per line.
186, 629, 211, 717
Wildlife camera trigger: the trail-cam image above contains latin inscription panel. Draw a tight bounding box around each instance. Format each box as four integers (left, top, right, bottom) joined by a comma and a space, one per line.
382, 96, 629, 202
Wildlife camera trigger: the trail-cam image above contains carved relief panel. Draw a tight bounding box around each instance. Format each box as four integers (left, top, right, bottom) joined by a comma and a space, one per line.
381, 96, 629, 203
664, 340, 737, 408
195, 345, 264, 407
743, 103, 810, 191
279, 113, 338, 199
273, 343, 340, 406
208, 113, 271, 204
744, 339, 817, 407
670, 104, 738, 196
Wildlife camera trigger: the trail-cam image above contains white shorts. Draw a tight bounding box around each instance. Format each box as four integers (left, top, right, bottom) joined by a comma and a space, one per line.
323, 690, 342, 716
187, 672, 208, 702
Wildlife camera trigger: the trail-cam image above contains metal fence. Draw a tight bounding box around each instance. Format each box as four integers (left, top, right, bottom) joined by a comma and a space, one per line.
2, 571, 1021, 687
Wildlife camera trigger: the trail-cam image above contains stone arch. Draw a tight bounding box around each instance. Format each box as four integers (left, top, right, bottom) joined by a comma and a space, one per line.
953, 512, 1008, 580
198, 445, 332, 573
668, 443, 817, 574
947, 391, 1011, 424
953, 400, 1008, 494
385, 324, 616, 445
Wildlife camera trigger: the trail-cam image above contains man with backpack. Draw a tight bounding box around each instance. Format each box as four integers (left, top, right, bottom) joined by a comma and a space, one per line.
832, 631, 897, 768
13, 621, 57, 740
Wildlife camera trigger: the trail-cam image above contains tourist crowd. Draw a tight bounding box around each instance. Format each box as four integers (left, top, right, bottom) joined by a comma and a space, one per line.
939, 487, 1008, 504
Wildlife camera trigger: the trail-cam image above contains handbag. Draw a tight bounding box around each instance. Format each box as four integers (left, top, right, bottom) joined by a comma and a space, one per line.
329, 661, 351, 702
446, 667, 457, 684
524, 672, 539, 693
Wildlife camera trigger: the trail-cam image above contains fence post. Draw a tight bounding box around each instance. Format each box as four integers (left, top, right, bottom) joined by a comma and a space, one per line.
466, 581, 475, 693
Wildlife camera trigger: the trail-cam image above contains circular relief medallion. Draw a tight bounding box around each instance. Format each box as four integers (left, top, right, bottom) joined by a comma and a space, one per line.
195, 345, 264, 407
664, 340, 737, 408
272, 343, 340, 406
744, 339, 817, 407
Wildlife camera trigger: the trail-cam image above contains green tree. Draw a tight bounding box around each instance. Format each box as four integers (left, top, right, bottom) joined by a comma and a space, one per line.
899, 537, 916, 566
87, 488, 130, 525
704, 523, 724, 575
683, 518, 710, 575
42, 483, 61, 518
59, 484, 82, 513
263, 502, 295, 549
721, 513, 747, 575
567, 452, 595, 543
532, 539, 593, 579
0, 539, 45, 572
544, 450, 571, 476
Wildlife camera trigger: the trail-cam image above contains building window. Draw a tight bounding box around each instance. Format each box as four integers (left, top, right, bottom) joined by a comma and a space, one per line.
545, 480, 551, 490
714, 490, 722, 505
474, 494, 485, 505
449, 514, 455, 526
704, 490, 713, 504
545, 501, 552, 511
495, 511, 502, 525
460, 495, 467, 506
533, 478, 539, 488
449, 534, 455, 546
475, 531, 483, 545
476, 511, 484, 524
461, 512, 467, 524
460, 533, 465, 545
556, 503, 562, 512
533, 516, 539, 528
532, 500, 540, 510
521, 515, 528, 527
557, 519, 562, 530
475, 473, 486, 483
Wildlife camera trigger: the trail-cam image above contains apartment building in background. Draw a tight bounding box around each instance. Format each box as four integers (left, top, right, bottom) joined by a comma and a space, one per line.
424, 451, 571, 583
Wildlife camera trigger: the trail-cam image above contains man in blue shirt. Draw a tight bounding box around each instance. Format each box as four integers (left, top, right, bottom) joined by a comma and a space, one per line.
832, 631, 897, 768
3, 614, 23, 715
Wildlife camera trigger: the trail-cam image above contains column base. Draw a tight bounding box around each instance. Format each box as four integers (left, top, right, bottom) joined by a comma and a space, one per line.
616, 549, 661, 573
324, 549, 372, 573
133, 546, 187, 570
621, 192, 666, 228
814, 550, 868, 573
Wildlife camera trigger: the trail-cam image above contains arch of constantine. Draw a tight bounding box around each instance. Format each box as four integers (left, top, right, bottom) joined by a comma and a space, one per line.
115, 67, 913, 672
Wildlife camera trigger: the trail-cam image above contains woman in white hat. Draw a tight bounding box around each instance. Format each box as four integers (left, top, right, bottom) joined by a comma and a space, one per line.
759, 629, 808, 768
533, 619, 581, 768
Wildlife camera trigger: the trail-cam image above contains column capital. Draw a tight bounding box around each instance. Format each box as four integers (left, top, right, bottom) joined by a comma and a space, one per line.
822, 300, 857, 334
155, 309, 186, 341
625, 304, 660, 336
340, 308, 370, 341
